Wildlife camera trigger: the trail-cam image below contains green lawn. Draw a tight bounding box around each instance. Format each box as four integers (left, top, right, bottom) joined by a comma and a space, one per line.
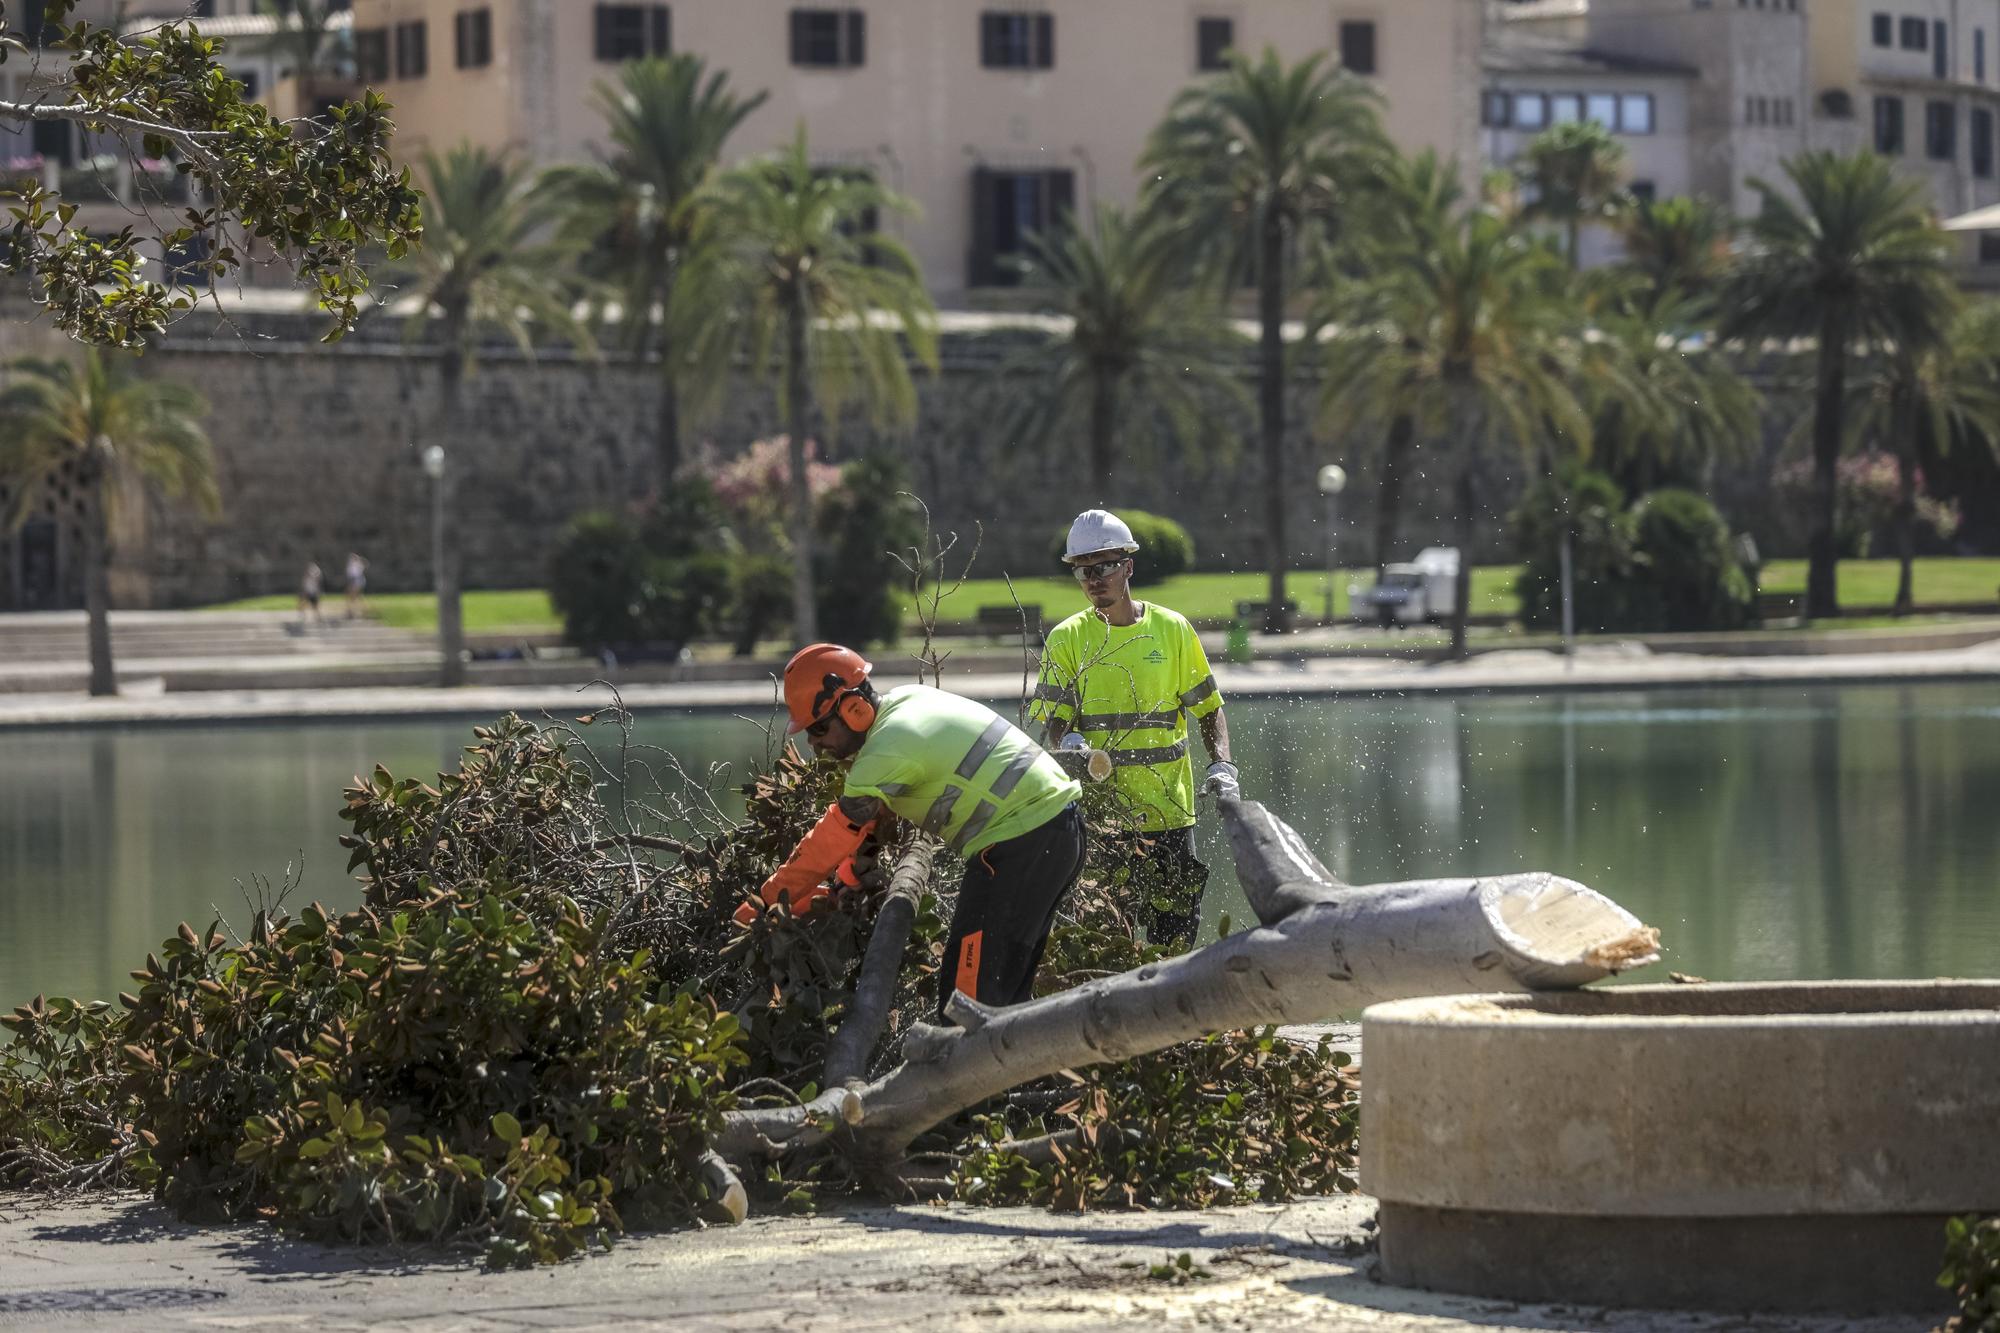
198, 559, 2000, 636
1755, 558, 2000, 607
204, 589, 558, 634
922, 567, 1522, 626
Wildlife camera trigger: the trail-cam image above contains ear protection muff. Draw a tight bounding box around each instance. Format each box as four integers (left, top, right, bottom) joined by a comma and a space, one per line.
837, 692, 876, 732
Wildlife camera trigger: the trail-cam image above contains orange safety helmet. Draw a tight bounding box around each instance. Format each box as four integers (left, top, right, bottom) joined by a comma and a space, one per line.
782, 643, 876, 734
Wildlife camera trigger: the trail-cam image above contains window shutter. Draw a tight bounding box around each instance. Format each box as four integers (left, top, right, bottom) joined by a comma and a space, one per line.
846, 9, 866, 66
651, 5, 670, 55
594, 5, 611, 60
1035, 12, 1054, 67
980, 13, 999, 66
970, 168, 999, 287
1045, 169, 1076, 231
791, 9, 809, 64
454, 12, 467, 68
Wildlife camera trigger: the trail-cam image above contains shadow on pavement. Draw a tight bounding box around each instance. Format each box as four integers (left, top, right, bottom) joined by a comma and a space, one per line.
24, 1197, 470, 1281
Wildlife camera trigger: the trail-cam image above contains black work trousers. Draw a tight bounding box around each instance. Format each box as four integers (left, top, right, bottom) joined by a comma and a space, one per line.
1111, 824, 1210, 952
938, 803, 1087, 1018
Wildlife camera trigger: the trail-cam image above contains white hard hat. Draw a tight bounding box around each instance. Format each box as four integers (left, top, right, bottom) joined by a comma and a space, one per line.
1063, 509, 1139, 563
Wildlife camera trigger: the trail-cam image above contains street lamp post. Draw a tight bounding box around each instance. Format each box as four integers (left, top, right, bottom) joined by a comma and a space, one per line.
1317, 463, 1347, 626
421, 445, 456, 686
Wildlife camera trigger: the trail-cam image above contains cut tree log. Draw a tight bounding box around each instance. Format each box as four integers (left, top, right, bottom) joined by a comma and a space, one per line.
823, 836, 938, 1088
716, 796, 1661, 1176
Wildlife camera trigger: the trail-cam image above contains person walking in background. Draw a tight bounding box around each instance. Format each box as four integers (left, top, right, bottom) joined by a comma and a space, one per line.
297, 561, 323, 628
1031, 510, 1238, 952
344, 551, 369, 620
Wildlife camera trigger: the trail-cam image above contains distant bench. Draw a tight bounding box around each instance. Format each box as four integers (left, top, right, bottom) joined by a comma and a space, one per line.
969, 603, 1044, 642
1234, 599, 1300, 628
1755, 592, 1803, 620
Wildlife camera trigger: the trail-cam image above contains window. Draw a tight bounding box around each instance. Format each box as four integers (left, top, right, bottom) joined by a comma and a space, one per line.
1875, 94, 1904, 152
454, 8, 492, 69
1196, 16, 1233, 72
1550, 92, 1583, 124
393, 20, 427, 78
1980, 231, 2000, 264
1975, 107, 1995, 176
1586, 92, 1618, 126
1338, 20, 1376, 75
969, 167, 1075, 285
1776, 97, 1793, 125
1513, 92, 1548, 129
1482, 90, 1512, 128
1979, 29, 1988, 83
791, 9, 865, 67
1927, 99, 1956, 159
1620, 93, 1655, 133
595, 4, 670, 61
981, 11, 1055, 69
1628, 179, 1657, 203
1872, 13, 1893, 46
1936, 21, 1949, 78
1901, 16, 1928, 50
356, 26, 390, 82
30, 118, 71, 167
236, 69, 260, 100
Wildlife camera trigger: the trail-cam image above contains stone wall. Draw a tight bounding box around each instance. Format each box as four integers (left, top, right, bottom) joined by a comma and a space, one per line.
73, 308, 1533, 609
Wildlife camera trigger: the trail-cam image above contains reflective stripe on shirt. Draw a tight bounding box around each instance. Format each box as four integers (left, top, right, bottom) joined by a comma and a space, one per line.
1076, 708, 1183, 731
1108, 739, 1190, 767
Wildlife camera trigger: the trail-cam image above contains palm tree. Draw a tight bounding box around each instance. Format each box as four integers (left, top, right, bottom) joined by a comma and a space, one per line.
547, 56, 767, 487
255, 0, 351, 80
399, 145, 592, 686
1585, 286, 1763, 497
1620, 194, 1733, 303
1142, 48, 1387, 631
713, 129, 938, 647
1320, 149, 1465, 573
1518, 121, 1629, 268
1722, 150, 1954, 620
1005, 204, 1245, 492
1322, 200, 1592, 658
0, 351, 216, 697
1850, 298, 2000, 615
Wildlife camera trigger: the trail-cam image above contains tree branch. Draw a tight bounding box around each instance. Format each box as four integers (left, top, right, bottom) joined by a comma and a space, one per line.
717, 798, 1660, 1175
822, 835, 938, 1088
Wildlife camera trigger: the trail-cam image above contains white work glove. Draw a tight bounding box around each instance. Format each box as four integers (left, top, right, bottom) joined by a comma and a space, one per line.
1200, 760, 1241, 802
1057, 732, 1091, 753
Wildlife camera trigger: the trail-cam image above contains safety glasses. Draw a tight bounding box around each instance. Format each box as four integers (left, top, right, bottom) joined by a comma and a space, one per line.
1071, 558, 1129, 583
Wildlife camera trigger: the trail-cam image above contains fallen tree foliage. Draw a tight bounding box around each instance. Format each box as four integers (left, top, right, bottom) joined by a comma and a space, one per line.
1, 710, 1659, 1264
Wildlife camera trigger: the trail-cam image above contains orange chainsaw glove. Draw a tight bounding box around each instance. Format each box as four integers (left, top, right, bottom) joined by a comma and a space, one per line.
734, 802, 877, 927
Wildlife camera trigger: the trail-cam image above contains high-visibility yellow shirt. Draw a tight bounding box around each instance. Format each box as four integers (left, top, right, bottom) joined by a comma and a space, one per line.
843, 684, 1080, 856
1029, 602, 1222, 832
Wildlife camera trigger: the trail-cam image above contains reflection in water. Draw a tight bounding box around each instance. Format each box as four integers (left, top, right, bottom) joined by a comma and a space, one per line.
4, 683, 1999, 1007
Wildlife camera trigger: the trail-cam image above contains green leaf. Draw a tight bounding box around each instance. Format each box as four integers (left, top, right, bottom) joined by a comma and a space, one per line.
491, 1111, 523, 1143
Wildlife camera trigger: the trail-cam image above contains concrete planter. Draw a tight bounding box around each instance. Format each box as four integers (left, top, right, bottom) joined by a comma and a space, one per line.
1361, 980, 2000, 1314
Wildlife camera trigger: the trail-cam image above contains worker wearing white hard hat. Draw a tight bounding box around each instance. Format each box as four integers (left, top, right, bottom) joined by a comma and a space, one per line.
1030, 509, 1237, 951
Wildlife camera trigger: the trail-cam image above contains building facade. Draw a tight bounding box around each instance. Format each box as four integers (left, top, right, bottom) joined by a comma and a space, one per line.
1497, 0, 2000, 269
1482, 26, 1697, 263
348, 0, 1486, 303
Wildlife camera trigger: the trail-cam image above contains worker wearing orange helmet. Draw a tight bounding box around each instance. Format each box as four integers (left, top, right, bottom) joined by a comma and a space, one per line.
741, 643, 1086, 1019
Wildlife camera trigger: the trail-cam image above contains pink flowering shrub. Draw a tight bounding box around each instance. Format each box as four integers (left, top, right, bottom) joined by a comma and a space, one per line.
1770, 451, 1960, 557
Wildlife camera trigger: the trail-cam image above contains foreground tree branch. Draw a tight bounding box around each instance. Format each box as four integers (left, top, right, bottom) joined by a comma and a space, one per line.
718, 796, 1660, 1174
0, 5, 422, 345
823, 835, 938, 1088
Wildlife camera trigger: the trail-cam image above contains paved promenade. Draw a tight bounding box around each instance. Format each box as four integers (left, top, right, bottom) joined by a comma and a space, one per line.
0, 1190, 1921, 1332
2, 634, 1997, 729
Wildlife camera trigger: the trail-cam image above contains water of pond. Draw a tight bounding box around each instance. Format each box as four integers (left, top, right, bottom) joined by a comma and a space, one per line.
5, 683, 1999, 1010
